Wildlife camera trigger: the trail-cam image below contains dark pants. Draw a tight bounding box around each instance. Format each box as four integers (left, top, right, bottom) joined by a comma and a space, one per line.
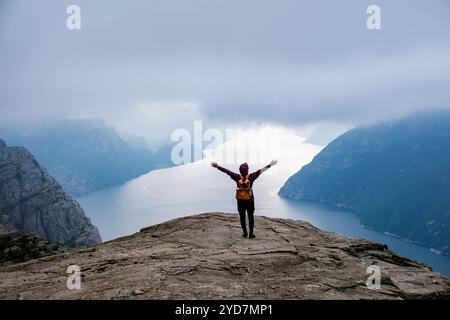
237, 200, 255, 236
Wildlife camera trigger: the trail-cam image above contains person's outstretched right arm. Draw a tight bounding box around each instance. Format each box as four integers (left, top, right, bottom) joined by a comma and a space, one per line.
260, 159, 278, 173
211, 162, 240, 181
248, 159, 278, 181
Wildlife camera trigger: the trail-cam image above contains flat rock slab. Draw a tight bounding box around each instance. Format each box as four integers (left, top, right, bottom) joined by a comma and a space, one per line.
0, 213, 449, 300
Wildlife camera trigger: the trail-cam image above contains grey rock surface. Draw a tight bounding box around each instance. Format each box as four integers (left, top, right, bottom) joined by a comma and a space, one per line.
0, 139, 101, 247
0, 213, 448, 300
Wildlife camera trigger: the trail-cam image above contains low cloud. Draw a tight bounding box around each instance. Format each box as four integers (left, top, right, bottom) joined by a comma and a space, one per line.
1, 0, 450, 136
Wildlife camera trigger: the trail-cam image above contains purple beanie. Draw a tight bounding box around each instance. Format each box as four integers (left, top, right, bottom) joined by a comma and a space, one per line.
239, 162, 249, 175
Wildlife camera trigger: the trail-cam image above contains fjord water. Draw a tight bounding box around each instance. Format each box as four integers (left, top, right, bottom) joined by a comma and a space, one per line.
78, 129, 450, 275
78, 161, 450, 276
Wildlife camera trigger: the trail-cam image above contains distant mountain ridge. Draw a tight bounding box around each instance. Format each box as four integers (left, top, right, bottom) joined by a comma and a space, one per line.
279, 111, 450, 255
0, 138, 101, 247
0, 118, 173, 197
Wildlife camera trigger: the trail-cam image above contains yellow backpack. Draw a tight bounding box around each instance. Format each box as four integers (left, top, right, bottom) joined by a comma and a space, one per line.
236, 175, 253, 200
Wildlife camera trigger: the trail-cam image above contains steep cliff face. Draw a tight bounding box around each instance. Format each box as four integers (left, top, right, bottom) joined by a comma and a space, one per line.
279, 112, 450, 255
0, 213, 448, 300
0, 139, 101, 247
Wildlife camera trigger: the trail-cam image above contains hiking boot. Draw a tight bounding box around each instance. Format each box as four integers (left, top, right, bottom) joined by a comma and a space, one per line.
249, 234, 256, 239
242, 233, 248, 238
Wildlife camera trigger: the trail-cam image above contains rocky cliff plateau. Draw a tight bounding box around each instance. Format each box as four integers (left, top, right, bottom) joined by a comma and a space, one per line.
0, 213, 448, 300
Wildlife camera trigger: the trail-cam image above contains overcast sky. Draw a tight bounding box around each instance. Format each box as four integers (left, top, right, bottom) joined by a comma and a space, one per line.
1, 0, 450, 143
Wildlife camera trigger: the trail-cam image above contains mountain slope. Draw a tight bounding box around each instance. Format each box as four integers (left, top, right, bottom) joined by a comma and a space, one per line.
0, 138, 101, 247
279, 112, 450, 255
0, 225, 66, 265
0, 213, 448, 300
0, 118, 173, 197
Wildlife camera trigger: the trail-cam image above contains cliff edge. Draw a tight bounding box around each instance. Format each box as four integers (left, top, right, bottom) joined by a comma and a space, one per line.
0, 213, 448, 299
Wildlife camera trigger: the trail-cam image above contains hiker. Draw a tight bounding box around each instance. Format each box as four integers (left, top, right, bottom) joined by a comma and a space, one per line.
211, 159, 278, 238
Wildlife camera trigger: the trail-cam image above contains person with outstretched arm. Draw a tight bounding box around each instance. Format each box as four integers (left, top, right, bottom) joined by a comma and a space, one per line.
211, 159, 278, 238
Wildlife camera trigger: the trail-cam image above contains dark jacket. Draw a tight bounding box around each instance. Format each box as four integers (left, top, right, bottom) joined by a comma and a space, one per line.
217, 165, 262, 195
